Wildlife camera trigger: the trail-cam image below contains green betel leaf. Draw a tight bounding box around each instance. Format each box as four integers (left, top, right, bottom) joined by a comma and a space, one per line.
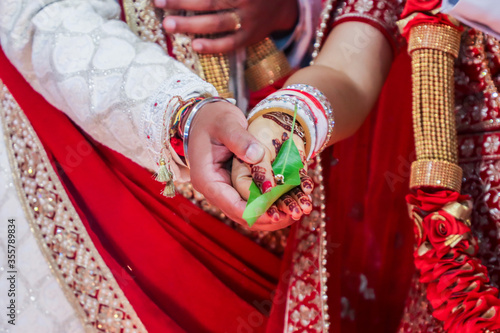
243, 105, 304, 226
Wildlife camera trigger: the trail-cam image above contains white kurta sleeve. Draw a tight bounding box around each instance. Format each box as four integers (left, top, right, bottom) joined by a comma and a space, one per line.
0, 0, 217, 177
441, 0, 500, 40
280, 0, 323, 68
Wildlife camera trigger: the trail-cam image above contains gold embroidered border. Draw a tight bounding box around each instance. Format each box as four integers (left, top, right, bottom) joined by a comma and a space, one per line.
122, 0, 169, 53
0, 81, 148, 333
283, 155, 330, 333
123, 0, 206, 77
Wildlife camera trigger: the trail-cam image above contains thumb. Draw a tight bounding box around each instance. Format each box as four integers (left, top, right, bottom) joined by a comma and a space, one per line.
215, 118, 266, 164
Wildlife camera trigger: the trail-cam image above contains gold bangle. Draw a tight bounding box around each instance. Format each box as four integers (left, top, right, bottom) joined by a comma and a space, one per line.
245, 38, 292, 92
245, 52, 292, 91
230, 11, 242, 31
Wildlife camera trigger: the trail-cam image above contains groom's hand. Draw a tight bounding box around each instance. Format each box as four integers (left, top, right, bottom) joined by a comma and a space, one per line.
188, 101, 265, 225
154, 0, 298, 53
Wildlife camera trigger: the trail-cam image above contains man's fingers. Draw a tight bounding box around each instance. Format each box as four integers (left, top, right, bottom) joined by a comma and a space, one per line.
214, 115, 265, 165
191, 32, 247, 53
155, 0, 240, 11
250, 155, 275, 194
163, 12, 240, 34
231, 157, 252, 200
199, 180, 247, 223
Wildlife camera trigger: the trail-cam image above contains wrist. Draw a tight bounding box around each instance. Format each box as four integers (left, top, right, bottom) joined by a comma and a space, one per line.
248, 84, 333, 160
249, 108, 310, 155
180, 97, 236, 168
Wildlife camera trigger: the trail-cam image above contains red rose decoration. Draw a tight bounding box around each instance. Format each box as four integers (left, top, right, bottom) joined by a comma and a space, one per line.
401, 0, 442, 18
408, 191, 500, 332
400, 0, 463, 41
400, 13, 463, 39
422, 210, 469, 251
406, 190, 469, 212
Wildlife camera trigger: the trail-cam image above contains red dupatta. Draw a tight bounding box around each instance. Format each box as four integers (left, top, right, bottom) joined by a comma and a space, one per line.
0, 47, 284, 332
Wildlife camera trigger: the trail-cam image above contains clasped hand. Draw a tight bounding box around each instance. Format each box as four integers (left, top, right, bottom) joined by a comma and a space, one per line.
188, 101, 314, 231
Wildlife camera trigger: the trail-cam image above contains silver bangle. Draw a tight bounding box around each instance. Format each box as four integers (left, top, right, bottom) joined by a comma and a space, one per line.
182, 96, 234, 168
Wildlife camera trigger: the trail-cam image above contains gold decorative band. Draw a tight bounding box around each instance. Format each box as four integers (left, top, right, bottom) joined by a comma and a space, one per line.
0, 81, 147, 332
246, 38, 280, 66
245, 52, 292, 92
408, 24, 462, 58
245, 38, 292, 92
409, 23, 462, 192
410, 160, 463, 192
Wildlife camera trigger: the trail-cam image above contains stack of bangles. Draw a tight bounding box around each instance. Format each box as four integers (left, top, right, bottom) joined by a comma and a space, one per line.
166, 95, 235, 168
247, 84, 334, 160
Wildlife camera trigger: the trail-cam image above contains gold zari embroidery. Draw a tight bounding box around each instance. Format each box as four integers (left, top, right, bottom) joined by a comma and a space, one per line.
0, 81, 147, 333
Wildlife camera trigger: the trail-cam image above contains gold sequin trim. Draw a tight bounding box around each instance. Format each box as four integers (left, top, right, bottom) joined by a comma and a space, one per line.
0, 81, 147, 333
122, 0, 168, 53
408, 24, 462, 58
410, 160, 463, 192
284, 156, 330, 332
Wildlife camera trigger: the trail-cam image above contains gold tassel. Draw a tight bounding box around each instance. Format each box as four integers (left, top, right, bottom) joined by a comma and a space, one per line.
155, 158, 172, 182
162, 181, 176, 198
155, 158, 176, 198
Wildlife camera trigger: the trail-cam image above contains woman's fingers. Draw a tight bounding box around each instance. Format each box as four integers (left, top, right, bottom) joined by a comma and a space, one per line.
250, 152, 275, 194
277, 194, 303, 221
290, 187, 313, 215
300, 168, 314, 195
251, 212, 292, 231
266, 204, 281, 222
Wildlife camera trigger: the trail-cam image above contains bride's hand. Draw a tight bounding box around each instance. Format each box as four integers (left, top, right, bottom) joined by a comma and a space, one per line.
231, 112, 314, 231
187, 101, 266, 225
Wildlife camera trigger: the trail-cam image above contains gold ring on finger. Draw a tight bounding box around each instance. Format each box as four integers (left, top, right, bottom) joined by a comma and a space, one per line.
231, 11, 242, 31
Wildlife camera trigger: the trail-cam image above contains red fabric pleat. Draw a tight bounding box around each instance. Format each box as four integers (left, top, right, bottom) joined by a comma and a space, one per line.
325, 52, 416, 333
0, 48, 284, 333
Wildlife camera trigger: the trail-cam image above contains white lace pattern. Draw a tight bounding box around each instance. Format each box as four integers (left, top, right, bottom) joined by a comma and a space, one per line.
0, 0, 216, 175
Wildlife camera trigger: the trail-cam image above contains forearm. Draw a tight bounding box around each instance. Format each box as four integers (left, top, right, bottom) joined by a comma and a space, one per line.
0, 0, 216, 176
285, 21, 393, 145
